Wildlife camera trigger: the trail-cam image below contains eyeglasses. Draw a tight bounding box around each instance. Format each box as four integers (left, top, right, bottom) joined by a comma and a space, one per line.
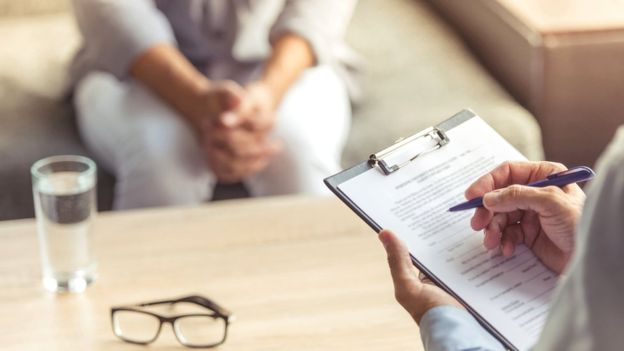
111, 295, 234, 348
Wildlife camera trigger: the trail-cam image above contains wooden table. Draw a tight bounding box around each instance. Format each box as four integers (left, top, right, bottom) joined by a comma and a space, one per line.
0, 196, 422, 350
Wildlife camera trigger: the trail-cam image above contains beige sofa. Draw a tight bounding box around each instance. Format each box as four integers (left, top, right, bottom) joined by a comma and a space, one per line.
0, 0, 543, 220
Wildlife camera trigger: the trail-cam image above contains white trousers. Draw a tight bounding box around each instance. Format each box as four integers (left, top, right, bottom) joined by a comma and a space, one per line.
74, 66, 351, 209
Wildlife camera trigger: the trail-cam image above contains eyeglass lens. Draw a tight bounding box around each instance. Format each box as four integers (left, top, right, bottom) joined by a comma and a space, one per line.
113, 310, 161, 343
174, 315, 226, 347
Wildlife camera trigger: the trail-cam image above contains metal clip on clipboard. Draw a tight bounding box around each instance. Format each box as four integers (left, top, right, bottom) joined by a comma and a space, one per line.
368, 127, 450, 175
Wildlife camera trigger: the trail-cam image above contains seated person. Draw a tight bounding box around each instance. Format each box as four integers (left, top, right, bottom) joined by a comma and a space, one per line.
379, 127, 624, 350
70, 0, 358, 209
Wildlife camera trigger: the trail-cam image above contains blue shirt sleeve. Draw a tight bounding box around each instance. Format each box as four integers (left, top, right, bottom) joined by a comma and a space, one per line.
419, 306, 506, 351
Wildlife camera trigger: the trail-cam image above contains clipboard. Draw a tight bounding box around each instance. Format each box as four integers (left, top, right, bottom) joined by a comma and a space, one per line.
324, 109, 519, 350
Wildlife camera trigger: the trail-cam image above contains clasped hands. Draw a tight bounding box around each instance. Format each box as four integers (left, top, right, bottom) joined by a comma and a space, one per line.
189, 80, 282, 183
380, 161, 586, 324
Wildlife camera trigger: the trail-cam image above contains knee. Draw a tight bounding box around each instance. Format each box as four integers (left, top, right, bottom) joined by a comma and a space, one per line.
271, 117, 346, 173
74, 72, 121, 113
266, 136, 342, 187
273, 66, 351, 160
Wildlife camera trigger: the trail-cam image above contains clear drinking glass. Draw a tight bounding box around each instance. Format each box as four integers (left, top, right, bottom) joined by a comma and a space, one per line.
31, 155, 97, 293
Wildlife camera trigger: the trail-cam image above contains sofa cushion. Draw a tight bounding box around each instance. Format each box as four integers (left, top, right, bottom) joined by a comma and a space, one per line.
0, 14, 114, 220
342, 0, 544, 167
0, 0, 70, 18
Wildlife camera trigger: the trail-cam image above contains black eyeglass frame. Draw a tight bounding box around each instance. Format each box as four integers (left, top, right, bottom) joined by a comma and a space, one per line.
111, 295, 233, 348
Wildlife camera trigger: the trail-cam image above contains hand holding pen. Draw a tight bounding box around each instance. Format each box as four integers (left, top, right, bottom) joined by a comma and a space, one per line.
456, 161, 591, 274
449, 165, 594, 212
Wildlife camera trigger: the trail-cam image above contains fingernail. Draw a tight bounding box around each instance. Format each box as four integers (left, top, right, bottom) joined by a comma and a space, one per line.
483, 190, 502, 207
378, 231, 389, 247
221, 112, 238, 127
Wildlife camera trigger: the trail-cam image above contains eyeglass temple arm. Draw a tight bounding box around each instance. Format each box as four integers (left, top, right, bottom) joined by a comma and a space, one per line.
179, 295, 231, 318
136, 295, 231, 318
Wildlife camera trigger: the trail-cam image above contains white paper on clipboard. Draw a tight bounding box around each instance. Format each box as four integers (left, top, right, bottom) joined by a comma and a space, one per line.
338, 117, 556, 351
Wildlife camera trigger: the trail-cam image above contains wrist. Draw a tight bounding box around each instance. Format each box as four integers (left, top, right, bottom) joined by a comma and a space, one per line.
252, 80, 280, 111
407, 287, 464, 325
413, 301, 452, 325
130, 44, 212, 130
180, 76, 212, 128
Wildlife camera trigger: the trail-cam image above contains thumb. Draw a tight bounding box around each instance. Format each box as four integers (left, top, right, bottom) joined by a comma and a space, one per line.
219, 111, 241, 128
216, 82, 245, 128
483, 185, 561, 214
249, 110, 276, 132
230, 97, 275, 133
217, 81, 244, 109
379, 230, 418, 288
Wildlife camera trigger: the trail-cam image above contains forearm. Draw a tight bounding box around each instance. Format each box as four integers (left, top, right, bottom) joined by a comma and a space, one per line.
260, 33, 314, 109
130, 44, 210, 128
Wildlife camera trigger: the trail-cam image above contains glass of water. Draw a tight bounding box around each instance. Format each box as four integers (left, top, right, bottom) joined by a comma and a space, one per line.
31, 155, 97, 293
